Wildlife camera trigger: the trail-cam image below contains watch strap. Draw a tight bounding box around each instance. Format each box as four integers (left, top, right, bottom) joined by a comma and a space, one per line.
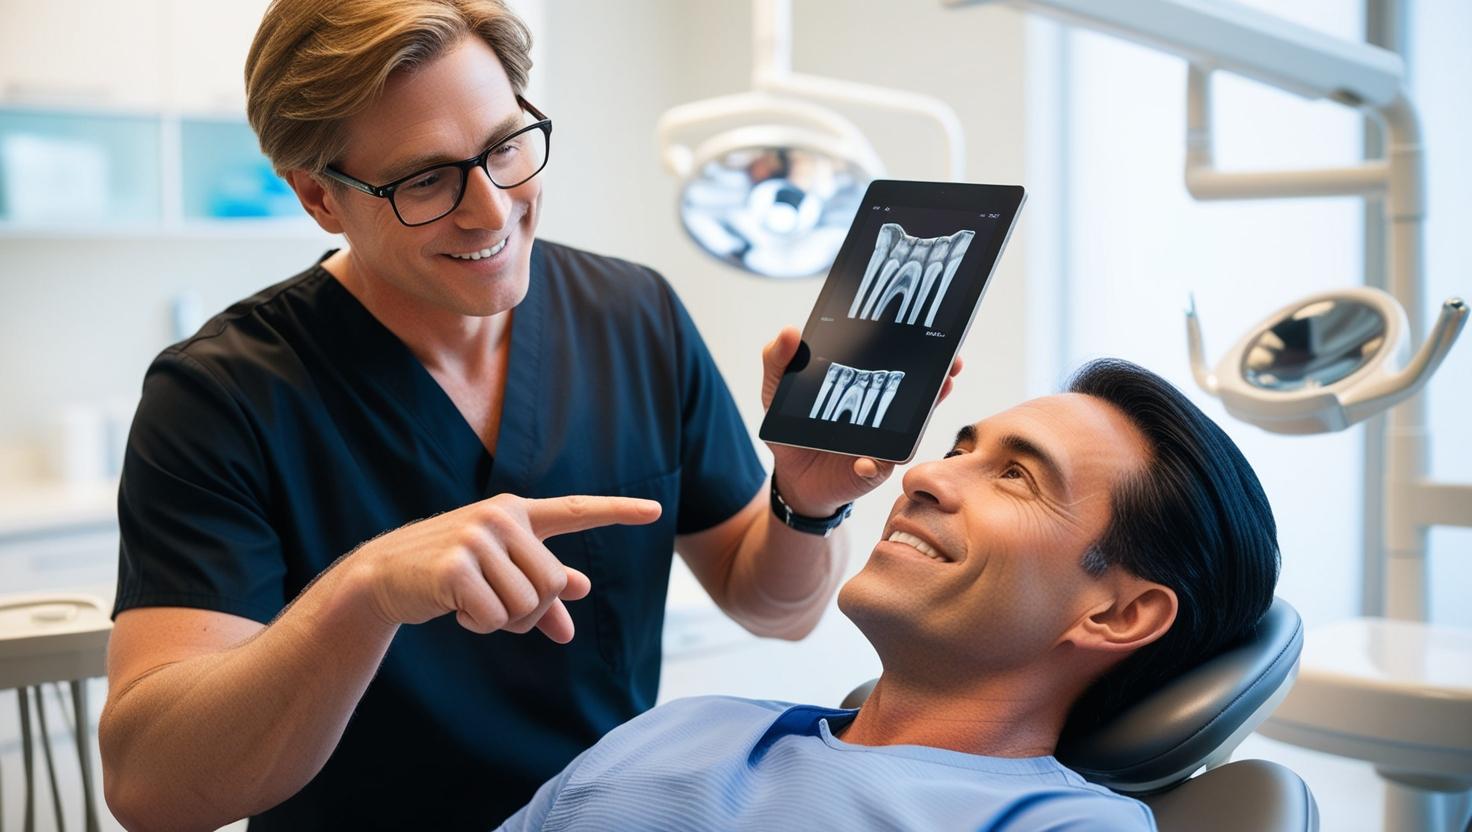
769, 476, 852, 537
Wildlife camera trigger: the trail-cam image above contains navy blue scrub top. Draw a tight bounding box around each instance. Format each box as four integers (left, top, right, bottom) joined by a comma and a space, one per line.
114, 240, 767, 829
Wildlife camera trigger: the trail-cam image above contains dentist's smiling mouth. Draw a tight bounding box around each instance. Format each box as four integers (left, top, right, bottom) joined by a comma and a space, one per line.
446, 236, 509, 261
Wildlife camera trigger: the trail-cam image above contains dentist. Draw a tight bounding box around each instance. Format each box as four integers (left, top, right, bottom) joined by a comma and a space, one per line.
97, 1, 956, 829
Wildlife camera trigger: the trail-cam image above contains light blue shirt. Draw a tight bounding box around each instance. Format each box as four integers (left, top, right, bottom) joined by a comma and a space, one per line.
497, 695, 1156, 831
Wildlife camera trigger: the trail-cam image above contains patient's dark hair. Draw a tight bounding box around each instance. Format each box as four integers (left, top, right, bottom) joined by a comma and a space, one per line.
1060, 358, 1280, 736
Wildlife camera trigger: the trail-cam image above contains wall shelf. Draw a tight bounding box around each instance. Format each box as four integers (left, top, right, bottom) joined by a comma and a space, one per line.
0, 104, 314, 237
0, 218, 330, 241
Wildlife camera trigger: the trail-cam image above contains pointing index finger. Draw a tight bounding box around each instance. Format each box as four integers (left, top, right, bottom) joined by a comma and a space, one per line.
523, 495, 663, 539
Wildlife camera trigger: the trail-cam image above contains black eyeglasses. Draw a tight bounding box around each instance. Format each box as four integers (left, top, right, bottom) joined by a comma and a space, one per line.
321, 96, 552, 227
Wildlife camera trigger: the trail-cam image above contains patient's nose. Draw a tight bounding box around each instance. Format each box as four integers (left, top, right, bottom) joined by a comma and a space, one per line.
901, 458, 962, 511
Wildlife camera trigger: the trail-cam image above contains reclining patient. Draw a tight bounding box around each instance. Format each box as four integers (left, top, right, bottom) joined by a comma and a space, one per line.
498, 359, 1280, 831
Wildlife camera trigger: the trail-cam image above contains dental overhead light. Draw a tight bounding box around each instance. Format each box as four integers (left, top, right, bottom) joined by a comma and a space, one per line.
949, 1, 1472, 827
1188, 288, 1467, 434
664, 100, 884, 279
656, 0, 964, 278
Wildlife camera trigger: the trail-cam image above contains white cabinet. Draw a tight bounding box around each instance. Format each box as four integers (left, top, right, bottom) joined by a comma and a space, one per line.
0, 0, 271, 113
0, 1, 304, 234
1, 0, 541, 113
0, 0, 167, 109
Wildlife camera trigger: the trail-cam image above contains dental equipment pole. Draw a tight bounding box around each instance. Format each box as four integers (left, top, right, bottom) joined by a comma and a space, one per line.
950, 0, 1470, 624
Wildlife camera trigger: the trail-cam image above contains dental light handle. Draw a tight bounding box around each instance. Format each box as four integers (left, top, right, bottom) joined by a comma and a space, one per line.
1343, 297, 1469, 425
1184, 294, 1220, 395
655, 92, 871, 178
752, 0, 965, 179
756, 72, 966, 181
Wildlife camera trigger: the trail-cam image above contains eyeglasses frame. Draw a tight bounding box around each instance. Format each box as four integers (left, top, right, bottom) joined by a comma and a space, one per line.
319, 96, 552, 227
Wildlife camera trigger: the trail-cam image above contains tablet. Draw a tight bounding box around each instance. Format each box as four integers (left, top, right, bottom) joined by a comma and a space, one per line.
759, 180, 1026, 463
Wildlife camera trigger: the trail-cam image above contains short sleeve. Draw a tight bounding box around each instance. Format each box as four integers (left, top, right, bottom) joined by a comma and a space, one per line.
659, 280, 767, 534
113, 350, 287, 623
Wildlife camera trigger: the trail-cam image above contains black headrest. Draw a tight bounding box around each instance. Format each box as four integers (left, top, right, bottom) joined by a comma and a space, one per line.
840, 598, 1303, 795
1055, 597, 1302, 793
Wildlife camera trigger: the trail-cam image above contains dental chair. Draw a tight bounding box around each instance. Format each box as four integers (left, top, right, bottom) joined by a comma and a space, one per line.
842, 597, 1316, 832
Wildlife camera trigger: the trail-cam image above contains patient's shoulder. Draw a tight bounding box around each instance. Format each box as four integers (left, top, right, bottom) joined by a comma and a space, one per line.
542, 696, 788, 802
580, 696, 796, 766
605, 696, 792, 738
646, 695, 793, 720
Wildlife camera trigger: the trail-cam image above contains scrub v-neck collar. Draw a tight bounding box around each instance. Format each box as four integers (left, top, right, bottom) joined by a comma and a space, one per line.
311, 244, 546, 499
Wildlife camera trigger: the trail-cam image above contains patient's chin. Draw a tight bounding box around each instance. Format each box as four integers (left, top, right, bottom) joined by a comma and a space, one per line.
838, 572, 916, 640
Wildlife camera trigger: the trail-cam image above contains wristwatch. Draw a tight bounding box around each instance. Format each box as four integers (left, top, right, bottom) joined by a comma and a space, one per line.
769, 475, 853, 537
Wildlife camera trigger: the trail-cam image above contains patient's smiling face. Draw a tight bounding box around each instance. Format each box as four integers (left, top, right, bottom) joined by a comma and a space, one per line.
838, 393, 1152, 675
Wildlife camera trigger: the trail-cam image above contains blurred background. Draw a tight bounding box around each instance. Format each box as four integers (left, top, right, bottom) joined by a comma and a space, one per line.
0, 1, 1467, 829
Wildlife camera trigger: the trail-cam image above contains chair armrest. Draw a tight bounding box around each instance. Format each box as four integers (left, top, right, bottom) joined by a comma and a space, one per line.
1140, 759, 1319, 832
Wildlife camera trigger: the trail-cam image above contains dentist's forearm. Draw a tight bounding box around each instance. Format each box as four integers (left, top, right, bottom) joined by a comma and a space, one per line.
100, 562, 397, 831
723, 510, 848, 640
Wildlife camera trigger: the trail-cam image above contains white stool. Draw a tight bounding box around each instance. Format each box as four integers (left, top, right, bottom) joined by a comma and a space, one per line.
0, 593, 112, 832
1259, 617, 1472, 832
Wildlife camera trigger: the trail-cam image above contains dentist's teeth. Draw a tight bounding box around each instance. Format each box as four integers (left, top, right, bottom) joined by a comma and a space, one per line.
887, 530, 945, 561
449, 237, 509, 260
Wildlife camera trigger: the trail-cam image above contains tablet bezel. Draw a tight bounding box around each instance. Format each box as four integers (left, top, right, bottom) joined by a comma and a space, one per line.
758, 179, 1026, 463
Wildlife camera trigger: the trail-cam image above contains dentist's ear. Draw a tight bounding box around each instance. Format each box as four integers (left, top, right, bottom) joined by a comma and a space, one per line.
1070, 580, 1178, 655
284, 170, 348, 235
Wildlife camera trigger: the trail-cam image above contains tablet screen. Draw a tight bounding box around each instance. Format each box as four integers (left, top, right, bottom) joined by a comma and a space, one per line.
760, 180, 1025, 462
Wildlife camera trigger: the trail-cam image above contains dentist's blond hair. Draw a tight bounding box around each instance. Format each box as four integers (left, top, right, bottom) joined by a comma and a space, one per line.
245, 0, 532, 175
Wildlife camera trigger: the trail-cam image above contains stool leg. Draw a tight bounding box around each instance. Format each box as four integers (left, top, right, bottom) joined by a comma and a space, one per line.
17, 688, 34, 832
32, 687, 66, 832
1382, 778, 1445, 831
1446, 788, 1471, 832
1380, 769, 1472, 832
69, 680, 100, 832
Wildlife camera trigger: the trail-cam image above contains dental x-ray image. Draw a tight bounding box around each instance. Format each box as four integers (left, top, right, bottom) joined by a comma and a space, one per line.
848, 223, 975, 328
808, 362, 906, 429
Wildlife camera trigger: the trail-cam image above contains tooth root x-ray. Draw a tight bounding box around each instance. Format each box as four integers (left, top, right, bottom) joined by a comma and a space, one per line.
848, 223, 975, 328
808, 363, 905, 428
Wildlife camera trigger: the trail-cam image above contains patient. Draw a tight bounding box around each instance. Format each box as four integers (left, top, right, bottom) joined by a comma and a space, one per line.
498, 358, 1280, 831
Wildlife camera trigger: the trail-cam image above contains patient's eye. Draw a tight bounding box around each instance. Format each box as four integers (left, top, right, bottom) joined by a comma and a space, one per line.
944, 449, 963, 459
1000, 462, 1039, 492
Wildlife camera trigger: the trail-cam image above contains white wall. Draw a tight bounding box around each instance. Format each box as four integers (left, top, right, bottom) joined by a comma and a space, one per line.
0, 0, 336, 481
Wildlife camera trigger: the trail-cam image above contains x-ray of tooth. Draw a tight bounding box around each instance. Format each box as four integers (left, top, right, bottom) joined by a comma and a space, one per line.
848, 223, 975, 329
808, 363, 906, 429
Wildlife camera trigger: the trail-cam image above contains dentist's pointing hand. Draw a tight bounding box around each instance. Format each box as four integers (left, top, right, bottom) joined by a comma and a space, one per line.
349, 494, 662, 643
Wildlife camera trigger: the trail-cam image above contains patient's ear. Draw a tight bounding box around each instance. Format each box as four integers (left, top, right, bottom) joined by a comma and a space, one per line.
1068, 579, 1178, 655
